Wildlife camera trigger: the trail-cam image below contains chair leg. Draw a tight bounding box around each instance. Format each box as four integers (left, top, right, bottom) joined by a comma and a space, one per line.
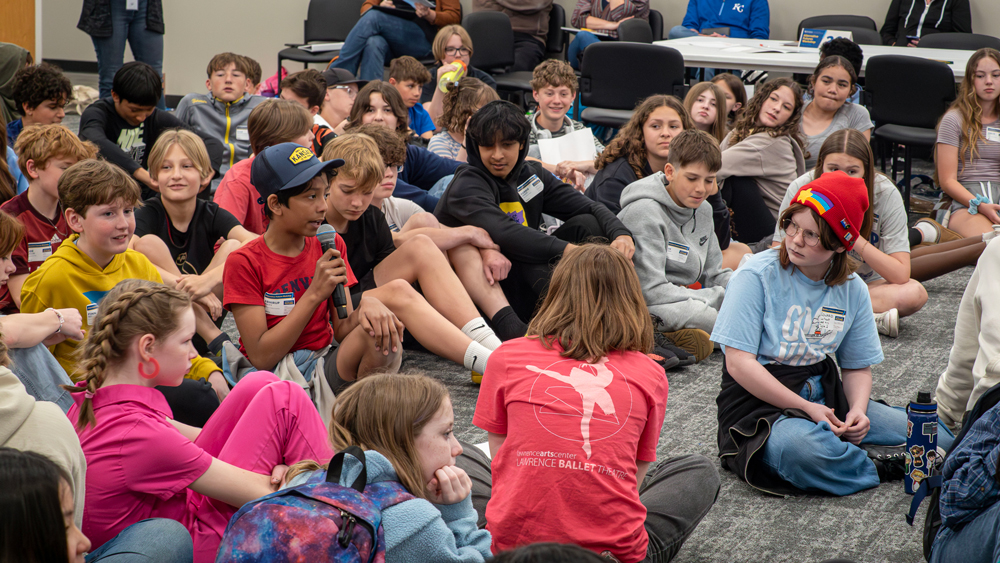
277, 56, 283, 97
902, 144, 912, 216
890, 143, 899, 185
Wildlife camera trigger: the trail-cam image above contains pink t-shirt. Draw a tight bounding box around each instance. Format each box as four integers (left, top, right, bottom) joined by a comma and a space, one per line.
214, 156, 268, 235
69, 384, 212, 549
473, 338, 667, 563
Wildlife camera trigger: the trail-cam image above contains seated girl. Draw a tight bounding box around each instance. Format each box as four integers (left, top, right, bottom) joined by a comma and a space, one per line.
714, 171, 954, 496
684, 81, 729, 143
284, 371, 492, 563
711, 73, 746, 128
422, 25, 498, 122
937, 48, 1000, 238
473, 243, 720, 562
66, 279, 333, 562
428, 77, 499, 162
717, 77, 806, 246
800, 55, 873, 169
566, 0, 649, 70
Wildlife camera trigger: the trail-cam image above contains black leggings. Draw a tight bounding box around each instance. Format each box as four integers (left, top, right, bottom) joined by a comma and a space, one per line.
720, 176, 776, 245
157, 378, 220, 428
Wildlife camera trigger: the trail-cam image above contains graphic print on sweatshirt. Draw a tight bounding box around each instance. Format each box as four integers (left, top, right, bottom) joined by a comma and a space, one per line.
116, 124, 146, 164
526, 356, 630, 459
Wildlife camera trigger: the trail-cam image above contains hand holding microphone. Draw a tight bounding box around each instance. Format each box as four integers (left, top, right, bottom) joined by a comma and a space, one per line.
316, 224, 349, 319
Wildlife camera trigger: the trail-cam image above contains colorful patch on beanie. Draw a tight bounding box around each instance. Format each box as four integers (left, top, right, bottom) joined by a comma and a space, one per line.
796, 188, 833, 215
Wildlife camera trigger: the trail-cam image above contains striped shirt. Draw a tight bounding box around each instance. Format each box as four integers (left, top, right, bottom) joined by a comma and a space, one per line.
936, 109, 1000, 183
570, 0, 649, 38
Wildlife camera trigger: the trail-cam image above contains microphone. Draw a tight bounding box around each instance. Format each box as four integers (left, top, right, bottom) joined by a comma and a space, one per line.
316, 224, 348, 319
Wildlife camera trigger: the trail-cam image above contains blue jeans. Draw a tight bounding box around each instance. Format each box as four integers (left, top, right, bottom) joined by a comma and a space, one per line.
8, 343, 74, 412
667, 26, 717, 81
760, 375, 956, 496
333, 10, 433, 82
567, 31, 602, 70
89, 0, 165, 109
931, 499, 1000, 563
86, 518, 192, 562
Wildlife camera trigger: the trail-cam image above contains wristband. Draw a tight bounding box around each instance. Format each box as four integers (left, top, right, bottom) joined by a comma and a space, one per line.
969, 194, 990, 215
46, 308, 64, 334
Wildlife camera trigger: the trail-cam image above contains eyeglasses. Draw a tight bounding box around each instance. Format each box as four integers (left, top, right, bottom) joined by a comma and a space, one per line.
332, 85, 357, 99
783, 220, 821, 247
387, 164, 404, 173
444, 46, 472, 56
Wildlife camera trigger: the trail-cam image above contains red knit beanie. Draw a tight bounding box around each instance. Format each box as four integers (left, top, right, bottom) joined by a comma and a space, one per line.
791, 171, 870, 251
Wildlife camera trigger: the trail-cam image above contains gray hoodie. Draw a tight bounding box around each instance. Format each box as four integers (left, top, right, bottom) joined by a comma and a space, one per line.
618, 172, 732, 333
174, 92, 265, 185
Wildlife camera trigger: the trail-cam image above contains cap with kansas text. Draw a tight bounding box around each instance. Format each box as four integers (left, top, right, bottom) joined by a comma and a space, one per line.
790, 170, 869, 251
251, 143, 344, 204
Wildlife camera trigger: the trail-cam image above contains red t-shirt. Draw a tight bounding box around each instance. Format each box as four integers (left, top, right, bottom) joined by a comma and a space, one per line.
223, 235, 356, 355
213, 157, 267, 235
473, 338, 668, 563
0, 193, 71, 312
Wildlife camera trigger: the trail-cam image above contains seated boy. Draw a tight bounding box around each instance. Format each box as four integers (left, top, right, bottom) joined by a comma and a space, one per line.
354, 124, 526, 341
8, 63, 72, 146
19, 159, 224, 424
214, 99, 314, 235
526, 60, 604, 189
388, 56, 434, 140
78, 61, 222, 198
224, 142, 402, 391
132, 129, 256, 356
279, 69, 336, 157
240, 54, 263, 95
618, 129, 731, 362
2, 124, 98, 312
434, 100, 634, 321
321, 134, 496, 381
320, 67, 365, 137
174, 52, 264, 187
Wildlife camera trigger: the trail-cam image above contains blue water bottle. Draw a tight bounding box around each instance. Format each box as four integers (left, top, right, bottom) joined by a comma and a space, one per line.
905, 391, 938, 494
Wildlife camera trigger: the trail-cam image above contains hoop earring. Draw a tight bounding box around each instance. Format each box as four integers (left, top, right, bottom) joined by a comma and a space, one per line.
139, 358, 160, 380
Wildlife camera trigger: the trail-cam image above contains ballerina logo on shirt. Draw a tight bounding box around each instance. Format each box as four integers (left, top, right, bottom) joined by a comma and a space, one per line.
526, 357, 631, 459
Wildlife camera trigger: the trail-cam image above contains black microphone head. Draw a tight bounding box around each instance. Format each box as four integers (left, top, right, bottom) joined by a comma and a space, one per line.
316, 223, 337, 252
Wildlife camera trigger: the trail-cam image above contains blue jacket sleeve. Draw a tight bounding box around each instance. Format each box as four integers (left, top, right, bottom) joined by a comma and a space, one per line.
383, 496, 491, 563
401, 145, 460, 191
748, 0, 770, 39
680, 0, 701, 31
393, 179, 441, 212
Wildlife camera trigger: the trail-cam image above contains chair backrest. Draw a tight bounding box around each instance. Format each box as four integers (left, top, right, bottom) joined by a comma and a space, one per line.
304, 0, 364, 43
815, 26, 883, 46
797, 15, 877, 39
546, 3, 566, 56
580, 43, 685, 109
618, 18, 653, 44
464, 11, 515, 71
865, 55, 956, 129
918, 32, 1000, 51
648, 10, 664, 41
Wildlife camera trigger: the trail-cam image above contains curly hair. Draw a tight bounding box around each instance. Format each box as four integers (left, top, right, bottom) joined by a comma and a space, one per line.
66, 280, 191, 429
12, 63, 72, 114
530, 59, 578, 94
596, 95, 691, 179
352, 124, 407, 168
727, 77, 805, 150
946, 48, 1000, 171
440, 77, 499, 135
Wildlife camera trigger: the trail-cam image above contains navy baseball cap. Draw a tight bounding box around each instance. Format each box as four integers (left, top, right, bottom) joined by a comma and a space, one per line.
321, 67, 367, 89
251, 143, 344, 203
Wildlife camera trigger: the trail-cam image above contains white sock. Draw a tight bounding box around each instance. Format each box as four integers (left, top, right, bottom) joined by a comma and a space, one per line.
461, 317, 502, 351
914, 221, 938, 244
464, 341, 492, 374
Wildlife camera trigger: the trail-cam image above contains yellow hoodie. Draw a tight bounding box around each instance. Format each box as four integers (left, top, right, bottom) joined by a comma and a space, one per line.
20, 233, 218, 382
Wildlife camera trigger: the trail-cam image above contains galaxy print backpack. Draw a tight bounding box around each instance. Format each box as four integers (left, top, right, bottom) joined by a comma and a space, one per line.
216, 446, 414, 562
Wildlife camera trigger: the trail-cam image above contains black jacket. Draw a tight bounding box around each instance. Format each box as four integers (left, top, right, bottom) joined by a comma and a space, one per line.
79, 0, 164, 37
586, 157, 652, 215
434, 130, 630, 264
879, 0, 971, 46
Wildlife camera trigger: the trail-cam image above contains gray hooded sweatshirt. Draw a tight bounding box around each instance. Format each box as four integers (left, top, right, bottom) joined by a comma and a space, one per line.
618, 172, 733, 333
174, 92, 264, 186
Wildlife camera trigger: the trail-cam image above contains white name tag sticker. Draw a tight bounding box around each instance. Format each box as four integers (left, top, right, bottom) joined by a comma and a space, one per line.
27, 242, 52, 263
126, 0, 139, 10
666, 241, 690, 263
516, 174, 544, 203
236, 127, 249, 142
986, 127, 1000, 143
808, 306, 847, 339
86, 303, 99, 326
264, 291, 296, 316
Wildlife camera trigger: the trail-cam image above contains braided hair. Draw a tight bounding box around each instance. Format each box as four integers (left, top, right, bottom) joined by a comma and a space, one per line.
65, 279, 191, 429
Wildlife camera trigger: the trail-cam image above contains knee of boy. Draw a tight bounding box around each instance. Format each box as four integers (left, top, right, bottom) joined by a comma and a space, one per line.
381, 278, 419, 301
407, 233, 442, 257
134, 233, 168, 254
406, 212, 439, 230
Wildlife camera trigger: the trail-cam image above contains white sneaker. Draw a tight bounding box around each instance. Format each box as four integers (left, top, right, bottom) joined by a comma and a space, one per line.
874, 308, 899, 338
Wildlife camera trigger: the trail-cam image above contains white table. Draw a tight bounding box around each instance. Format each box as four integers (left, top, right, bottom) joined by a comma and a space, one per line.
652, 36, 975, 80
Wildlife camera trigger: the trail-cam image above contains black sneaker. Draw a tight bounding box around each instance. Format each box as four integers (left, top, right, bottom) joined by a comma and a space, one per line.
653, 331, 695, 366
647, 344, 680, 371
863, 444, 907, 482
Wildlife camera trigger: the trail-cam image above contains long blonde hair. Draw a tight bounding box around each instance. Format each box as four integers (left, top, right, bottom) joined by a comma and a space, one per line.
65, 280, 192, 429
684, 82, 728, 143
527, 244, 653, 361
946, 48, 1000, 170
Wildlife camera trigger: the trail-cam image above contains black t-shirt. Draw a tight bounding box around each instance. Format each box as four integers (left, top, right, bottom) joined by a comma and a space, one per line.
338, 206, 395, 292
134, 196, 242, 275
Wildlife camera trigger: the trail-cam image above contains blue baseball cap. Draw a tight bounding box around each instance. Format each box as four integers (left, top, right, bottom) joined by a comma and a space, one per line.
251, 143, 344, 203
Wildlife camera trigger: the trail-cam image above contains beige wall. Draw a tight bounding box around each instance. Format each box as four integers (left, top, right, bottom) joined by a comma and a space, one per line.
41, 0, 1000, 98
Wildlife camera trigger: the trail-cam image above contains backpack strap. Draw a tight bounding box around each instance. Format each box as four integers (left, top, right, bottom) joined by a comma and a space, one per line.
327, 446, 368, 493
907, 474, 943, 525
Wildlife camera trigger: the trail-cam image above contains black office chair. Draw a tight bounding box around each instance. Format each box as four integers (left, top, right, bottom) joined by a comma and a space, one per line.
797, 15, 877, 39
866, 55, 956, 213
617, 19, 653, 44
813, 26, 883, 46
918, 32, 1000, 51
576, 43, 686, 128
277, 0, 364, 93
648, 10, 664, 41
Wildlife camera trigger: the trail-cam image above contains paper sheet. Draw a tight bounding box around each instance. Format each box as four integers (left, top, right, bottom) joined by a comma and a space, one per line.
537, 127, 598, 164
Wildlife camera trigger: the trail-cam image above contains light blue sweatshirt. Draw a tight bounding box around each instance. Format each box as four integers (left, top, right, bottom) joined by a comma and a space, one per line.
285, 450, 492, 562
